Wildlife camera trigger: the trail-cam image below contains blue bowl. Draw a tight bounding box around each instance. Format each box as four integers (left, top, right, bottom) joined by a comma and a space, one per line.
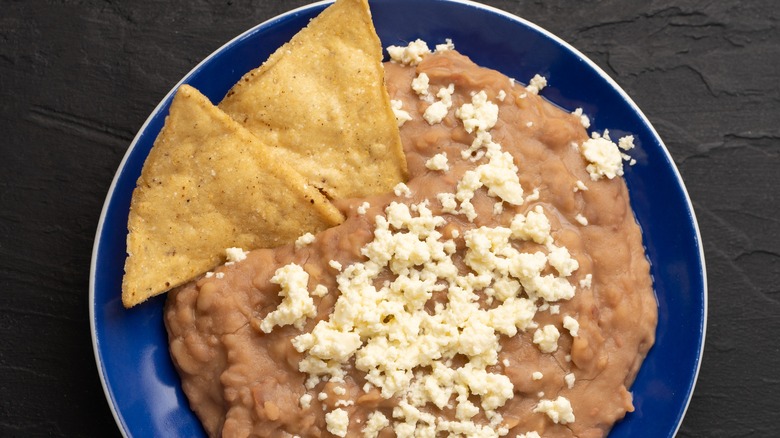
90, 1, 707, 436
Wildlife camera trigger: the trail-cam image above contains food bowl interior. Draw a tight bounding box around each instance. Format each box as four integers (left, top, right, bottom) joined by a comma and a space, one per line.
91, 1, 706, 437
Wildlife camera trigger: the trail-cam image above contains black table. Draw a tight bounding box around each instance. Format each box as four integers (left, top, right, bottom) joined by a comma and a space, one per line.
2, 1, 777, 436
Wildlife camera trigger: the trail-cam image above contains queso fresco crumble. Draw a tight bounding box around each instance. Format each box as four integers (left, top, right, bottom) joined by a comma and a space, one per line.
165, 39, 656, 438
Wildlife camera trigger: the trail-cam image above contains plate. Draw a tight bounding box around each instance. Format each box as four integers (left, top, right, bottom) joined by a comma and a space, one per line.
90, 0, 707, 436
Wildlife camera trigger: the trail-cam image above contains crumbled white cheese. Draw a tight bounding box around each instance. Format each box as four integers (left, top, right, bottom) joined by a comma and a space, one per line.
534, 396, 575, 424
423, 84, 455, 125
312, 284, 328, 297
362, 411, 390, 437
318, 392, 328, 401
525, 188, 540, 203
526, 121, 534, 128
549, 305, 560, 315
357, 201, 370, 215
295, 233, 316, 249
435, 38, 455, 52
497, 90, 507, 102
581, 136, 624, 180
387, 39, 431, 65
533, 325, 560, 353
204, 271, 214, 279
412, 72, 430, 96
456, 91, 499, 133
510, 206, 551, 245
333, 386, 347, 395
532, 371, 543, 380
575, 213, 589, 226
329, 260, 343, 271
526, 74, 547, 95
518, 433, 541, 438
215, 272, 225, 279
390, 99, 412, 127
573, 180, 588, 192
393, 182, 413, 198
572, 107, 591, 129
564, 373, 576, 389
326, 408, 350, 437
618, 135, 635, 151
425, 153, 449, 171
299, 393, 313, 409
225, 247, 248, 263
563, 315, 580, 337
259, 264, 317, 333
579, 273, 593, 289
547, 244, 579, 277
424, 101, 449, 124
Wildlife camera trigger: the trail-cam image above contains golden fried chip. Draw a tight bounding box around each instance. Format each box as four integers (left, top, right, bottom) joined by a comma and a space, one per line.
219, 0, 407, 200
122, 85, 344, 308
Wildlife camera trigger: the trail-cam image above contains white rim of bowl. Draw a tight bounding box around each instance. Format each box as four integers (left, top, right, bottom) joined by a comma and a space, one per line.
89, 1, 708, 436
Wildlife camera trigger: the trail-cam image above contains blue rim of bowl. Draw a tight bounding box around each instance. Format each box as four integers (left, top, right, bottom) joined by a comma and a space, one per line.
90, 1, 707, 436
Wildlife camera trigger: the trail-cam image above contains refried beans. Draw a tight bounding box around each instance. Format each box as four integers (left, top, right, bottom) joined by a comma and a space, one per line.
165, 50, 657, 438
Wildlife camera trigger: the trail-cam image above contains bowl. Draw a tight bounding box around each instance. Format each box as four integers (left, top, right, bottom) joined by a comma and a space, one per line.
90, 1, 707, 436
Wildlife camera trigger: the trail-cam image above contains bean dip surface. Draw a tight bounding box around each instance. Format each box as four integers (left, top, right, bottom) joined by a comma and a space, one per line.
165, 50, 657, 438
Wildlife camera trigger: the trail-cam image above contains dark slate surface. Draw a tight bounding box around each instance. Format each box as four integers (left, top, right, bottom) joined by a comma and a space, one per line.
1, 0, 777, 436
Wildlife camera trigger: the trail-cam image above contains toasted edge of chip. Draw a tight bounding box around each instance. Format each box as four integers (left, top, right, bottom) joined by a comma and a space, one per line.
122, 85, 344, 308
219, 0, 407, 200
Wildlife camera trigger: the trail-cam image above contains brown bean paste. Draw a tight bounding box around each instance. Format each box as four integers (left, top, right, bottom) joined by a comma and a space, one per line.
165, 51, 657, 438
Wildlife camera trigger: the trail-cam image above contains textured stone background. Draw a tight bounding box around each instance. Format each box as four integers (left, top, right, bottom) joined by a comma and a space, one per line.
1, 0, 777, 436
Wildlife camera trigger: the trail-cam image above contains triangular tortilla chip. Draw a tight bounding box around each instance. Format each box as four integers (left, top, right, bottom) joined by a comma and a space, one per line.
122, 85, 344, 308
219, 0, 407, 200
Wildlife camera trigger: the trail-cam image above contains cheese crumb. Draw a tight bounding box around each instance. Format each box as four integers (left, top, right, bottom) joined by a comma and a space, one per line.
579, 273, 593, 289
423, 84, 455, 125
532, 371, 543, 380
518, 433, 541, 438
575, 214, 589, 226
412, 72, 430, 96
572, 107, 591, 128
618, 135, 635, 151
225, 247, 248, 263
215, 272, 225, 279
325, 408, 350, 437
497, 90, 507, 102
425, 153, 449, 171
387, 39, 431, 65
312, 284, 328, 297
357, 202, 370, 215
299, 393, 312, 409
565, 373, 576, 389
329, 260, 343, 271
581, 136, 624, 180
533, 325, 560, 353
435, 38, 455, 52
295, 233, 316, 249
526, 74, 547, 95
260, 264, 317, 332
456, 90, 499, 133
362, 411, 390, 437
393, 182, 413, 198
563, 315, 580, 337
534, 396, 575, 424
573, 180, 588, 192
390, 99, 412, 127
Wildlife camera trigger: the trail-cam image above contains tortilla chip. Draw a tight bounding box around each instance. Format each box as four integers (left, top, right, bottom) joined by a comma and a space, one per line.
219, 0, 407, 200
122, 85, 344, 308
